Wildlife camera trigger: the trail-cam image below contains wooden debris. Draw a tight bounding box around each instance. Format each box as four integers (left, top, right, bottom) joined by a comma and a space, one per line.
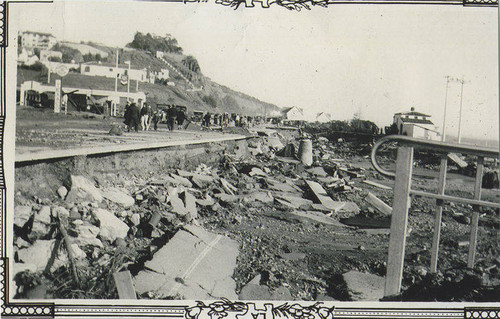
363, 180, 392, 190
365, 192, 392, 216
113, 270, 137, 299
58, 217, 80, 287
448, 153, 467, 169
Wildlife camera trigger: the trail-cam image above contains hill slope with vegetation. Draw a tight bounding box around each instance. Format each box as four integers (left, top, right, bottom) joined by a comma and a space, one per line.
42, 32, 280, 115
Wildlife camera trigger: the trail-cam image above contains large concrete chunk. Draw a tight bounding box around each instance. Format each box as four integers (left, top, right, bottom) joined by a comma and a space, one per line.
305, 180, 346, 212
134, 225, 239, 299
17, 239, 86, 272
92, 208, 129, 242
102, 188, 135, 207
342, 271, 384, 301
66, 175, 103, 203
14, 206, 33, 228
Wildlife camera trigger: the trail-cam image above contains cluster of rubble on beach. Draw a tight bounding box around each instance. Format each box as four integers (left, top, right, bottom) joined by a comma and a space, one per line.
12, 128, 500, 301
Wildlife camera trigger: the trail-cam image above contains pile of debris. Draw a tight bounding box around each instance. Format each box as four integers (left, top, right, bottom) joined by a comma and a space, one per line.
13, 129, 499, 301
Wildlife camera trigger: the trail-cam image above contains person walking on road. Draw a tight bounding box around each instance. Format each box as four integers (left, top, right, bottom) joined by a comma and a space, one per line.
125, 102, 141, 132
177, 108, 186, 129
140, 103, 153, 131
166, 105, 178, 131
203, 112, 211, 129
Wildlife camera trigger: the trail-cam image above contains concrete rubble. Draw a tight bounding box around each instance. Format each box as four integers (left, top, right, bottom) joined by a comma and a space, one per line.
13, 127, 499, 301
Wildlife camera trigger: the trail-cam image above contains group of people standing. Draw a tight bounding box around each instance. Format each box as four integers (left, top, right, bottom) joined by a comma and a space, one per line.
123, 102, 186, 132
202, 112, 254, 129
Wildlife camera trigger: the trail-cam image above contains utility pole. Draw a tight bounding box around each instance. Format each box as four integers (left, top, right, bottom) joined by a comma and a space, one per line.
441, 76, 450, 142
457, 76, 465, 144
114, 49, 119, 92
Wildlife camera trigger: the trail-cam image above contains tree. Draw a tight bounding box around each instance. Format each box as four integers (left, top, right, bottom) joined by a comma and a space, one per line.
126, 32, 183, 54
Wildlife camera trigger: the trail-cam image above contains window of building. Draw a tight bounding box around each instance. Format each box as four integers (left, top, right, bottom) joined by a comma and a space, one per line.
84, 66, 90, 72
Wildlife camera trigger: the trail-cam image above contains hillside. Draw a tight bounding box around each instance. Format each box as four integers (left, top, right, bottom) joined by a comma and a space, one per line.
77, 35, 281, 115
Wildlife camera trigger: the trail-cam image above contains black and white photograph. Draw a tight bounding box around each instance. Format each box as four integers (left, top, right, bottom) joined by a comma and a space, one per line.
3, 0, 500, 317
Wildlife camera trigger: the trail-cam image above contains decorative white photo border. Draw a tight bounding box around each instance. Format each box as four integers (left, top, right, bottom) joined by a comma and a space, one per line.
1, 0, 499, 318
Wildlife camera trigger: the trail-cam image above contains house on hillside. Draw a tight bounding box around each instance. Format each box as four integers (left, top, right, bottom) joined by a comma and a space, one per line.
19, 31, 57, 50
393, 107, 440, 140
282, 106, 305, 122
154, 68, 170, 82
80, 62, 148, 82
315, 112, 332, 123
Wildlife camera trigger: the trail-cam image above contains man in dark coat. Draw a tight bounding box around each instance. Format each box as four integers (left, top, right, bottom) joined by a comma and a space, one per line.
127, 102, 141, 132
177, 108, 185, 129
166, 105, 178, 131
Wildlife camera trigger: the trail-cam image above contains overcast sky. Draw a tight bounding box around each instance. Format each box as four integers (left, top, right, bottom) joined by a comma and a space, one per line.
13, 0, 499, 142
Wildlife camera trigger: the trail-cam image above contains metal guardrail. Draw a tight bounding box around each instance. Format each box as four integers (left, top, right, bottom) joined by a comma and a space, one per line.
370, 135, 499, 297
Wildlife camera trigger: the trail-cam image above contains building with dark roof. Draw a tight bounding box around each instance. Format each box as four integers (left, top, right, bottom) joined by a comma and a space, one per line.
393, 107, 440, 140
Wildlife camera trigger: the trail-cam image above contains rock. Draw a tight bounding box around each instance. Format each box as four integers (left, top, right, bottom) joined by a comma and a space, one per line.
102, 188, 135, 207
15, 237, 31, 248
135, 194, 144, 201
14, 206, 32, 228
57, 186, 68, 199
92, 208, 129, 242
134, 224, 239, 300
170, 174, 193, 188
36, 206, 52, 224
306, 166, 328, 177
17, 240, 85, 272
214, 193, 239, 204
131, 213, 141, 226
70, 207, 80, 219
52, 206, 70, 219
249, 167, 267, 177
108, 125, 123, 136
265, 137, 284, 150
196, 195, 215, 207
239, 284, 272, 300
74, 223, 103, 247
65, 175, 103, 203
191, 174, 214, 189
233, 215, 243, 224
245, 192, 274, 204
342, 271, 384, 301
114, 238, 127, 248
271, 286, 293, 300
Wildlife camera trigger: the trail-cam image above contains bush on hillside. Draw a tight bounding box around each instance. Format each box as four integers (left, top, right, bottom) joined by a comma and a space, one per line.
182, 55, 201, 74
52, 43, 84, 63
202, 95, 218, 108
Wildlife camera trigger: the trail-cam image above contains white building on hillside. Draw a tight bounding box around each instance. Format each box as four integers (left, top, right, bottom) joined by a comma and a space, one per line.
282, 106, 305, 122
393, 107, 440, 140
81, 62, 148, 82
315, 112, 332, 123
19, 31, 57, 50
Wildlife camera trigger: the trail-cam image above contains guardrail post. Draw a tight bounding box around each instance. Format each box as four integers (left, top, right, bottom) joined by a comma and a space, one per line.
467, 156, 484, 268
384, 146, 414, 297
430, 156, 448, 273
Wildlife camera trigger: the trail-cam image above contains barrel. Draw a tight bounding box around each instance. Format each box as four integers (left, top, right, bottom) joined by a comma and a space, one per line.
298, 138, 313, 166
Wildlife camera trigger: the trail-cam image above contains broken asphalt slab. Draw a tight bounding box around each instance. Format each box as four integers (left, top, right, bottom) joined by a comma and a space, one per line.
134, 224, 239, 299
